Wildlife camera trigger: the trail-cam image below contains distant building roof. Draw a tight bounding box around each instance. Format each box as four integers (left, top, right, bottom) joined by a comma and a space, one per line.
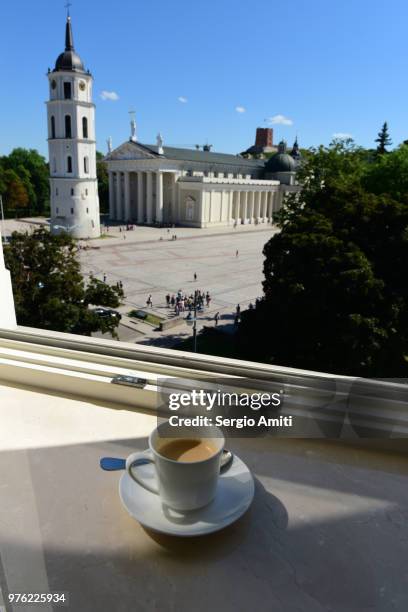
125, 142, 265, 168
265, 141, 297, 173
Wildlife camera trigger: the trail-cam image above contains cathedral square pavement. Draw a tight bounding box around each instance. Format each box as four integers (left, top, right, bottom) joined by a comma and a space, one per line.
79, 224, 278, 346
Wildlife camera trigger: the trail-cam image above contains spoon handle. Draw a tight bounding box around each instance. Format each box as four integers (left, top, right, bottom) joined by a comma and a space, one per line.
100, 457, 126, 471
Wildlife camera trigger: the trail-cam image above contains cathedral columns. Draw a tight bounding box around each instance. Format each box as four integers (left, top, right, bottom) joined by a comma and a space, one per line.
240, 191, 247, 224
232, 191, 241, 224
109, 171, 116, 220
263, 192, 269, 221
146, 172, 153, 224
268, 192, 274, 222
137, 171, 144, 223
228, 190, 233, 223
171, 176, 177, 223
247, 192, 253, 223
254, 192, 261, 222
155, 172, 163, 223
115, 172, 122, 220
124, 172, 131, 222
264, 192, 269, 222
260, 191, 267, 221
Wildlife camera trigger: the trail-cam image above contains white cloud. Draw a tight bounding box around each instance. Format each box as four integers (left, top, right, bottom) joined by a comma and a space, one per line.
178, 96, 188, 103
332, 132, 353, 140
268, 114, 293, 126
235, 106, 246, 113
100, 90, 119, 101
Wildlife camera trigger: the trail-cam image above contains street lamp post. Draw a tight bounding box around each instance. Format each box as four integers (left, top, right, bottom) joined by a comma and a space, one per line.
186, 296, 198, 353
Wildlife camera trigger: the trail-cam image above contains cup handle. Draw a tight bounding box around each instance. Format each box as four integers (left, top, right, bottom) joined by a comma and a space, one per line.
126, 450, 159, 494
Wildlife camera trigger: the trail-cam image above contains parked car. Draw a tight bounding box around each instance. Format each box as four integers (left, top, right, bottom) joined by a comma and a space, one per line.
91, 307, 122, 321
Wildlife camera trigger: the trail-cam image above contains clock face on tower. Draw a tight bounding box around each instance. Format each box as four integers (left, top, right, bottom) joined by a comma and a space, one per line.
79, 81, 86, 91
51, 80, 57, 90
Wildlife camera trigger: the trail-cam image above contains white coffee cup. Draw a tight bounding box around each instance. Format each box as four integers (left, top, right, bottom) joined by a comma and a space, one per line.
126, 422, 231, 511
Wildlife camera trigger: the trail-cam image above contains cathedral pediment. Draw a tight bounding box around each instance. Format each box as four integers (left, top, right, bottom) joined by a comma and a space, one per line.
105, 141, 157, 161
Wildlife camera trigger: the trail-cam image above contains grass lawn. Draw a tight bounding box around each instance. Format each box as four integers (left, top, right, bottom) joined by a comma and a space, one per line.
128, 309, 164, 327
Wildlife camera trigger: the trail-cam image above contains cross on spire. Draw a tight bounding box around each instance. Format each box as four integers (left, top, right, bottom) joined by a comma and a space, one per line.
65, 1, 72, 17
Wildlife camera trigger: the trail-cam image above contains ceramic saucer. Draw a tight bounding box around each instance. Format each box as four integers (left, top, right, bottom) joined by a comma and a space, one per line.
119, 454, 254, 537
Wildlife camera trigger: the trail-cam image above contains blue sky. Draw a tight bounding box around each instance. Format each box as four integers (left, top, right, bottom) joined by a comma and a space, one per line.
1, 0, 408, 159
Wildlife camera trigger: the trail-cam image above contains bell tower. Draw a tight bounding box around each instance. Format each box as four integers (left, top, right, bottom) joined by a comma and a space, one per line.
47, 14, 100, 239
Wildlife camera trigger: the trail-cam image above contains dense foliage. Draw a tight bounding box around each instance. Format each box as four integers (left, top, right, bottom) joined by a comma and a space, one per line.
96, 151, 109, 213
0, 149, 49, 216
237, 138, 408, 376
4, 228, 123, 336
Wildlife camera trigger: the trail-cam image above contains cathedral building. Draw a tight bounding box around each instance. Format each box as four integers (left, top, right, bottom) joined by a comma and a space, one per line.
105, 133, 300, 228
47, 16, 101, 239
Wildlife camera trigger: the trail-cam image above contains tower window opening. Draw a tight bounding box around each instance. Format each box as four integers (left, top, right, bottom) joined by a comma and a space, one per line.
71, 208, 74, 215
67, 156, 72, 173
64, 82, 72, 99
53, 158, 57, 173
84, 157, 89, 173
51, 116, 56, 139
85, 189, 88, 196
65, 115, 72, 138
71, 188, 74, 196
56, 188, 59, 196
86, 208, 89, 214
82, 117, 88, 139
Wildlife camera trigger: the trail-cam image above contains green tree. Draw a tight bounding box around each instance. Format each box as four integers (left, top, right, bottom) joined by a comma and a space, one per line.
364, 143, 408, 199
2, 148, 49, 213
4, 228, 124, 337
237, 142, 408, 376
2, 169, 29, 209
375, 122, 392, 155
96, 151, 109, 213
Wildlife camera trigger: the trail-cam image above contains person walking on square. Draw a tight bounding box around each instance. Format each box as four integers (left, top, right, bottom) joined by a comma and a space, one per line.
214, 312, 220, 326
194, 272, 197, 282
146, 294, 153, 308
236, 249, 239, 257
103, 274, 107, 283
171, 295, 175, 307
236, 304, 241, 316
166, 294, 170, 307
